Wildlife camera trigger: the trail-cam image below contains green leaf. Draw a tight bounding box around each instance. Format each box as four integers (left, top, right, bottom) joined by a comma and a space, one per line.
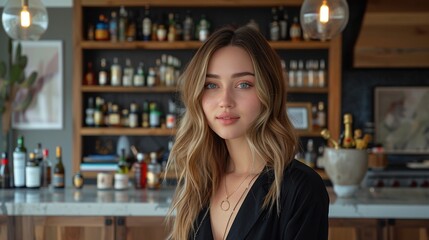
20, 71, 38, 88
18, 56, 27, 68
10, 64, 24, 83
13, 90, 34, 112
0, 61, 6, 78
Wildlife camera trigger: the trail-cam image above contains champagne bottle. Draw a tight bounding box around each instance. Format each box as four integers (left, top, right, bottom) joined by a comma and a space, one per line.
26, 152, 41, 189
13, 136, 27, 188
114, 148, 129, 190
0, 152, 11, 189
52, 146, 65, 188
40, 149, 52, 188
342, 114, 356, 149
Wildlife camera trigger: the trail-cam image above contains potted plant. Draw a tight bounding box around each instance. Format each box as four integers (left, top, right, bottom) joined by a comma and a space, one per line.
0, 40, 38, 151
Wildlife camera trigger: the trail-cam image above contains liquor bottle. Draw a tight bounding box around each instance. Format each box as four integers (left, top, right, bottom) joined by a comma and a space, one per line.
109, 104, 121, 127
129, 102, 139, 128
40, 148, 51, 188
342, 114, 356, 149
13, 136, 27, 188
85, 97, 95, 127
156, 24, 167, 41
317, 59, 326, 87
114, 148, 129, 190
25, 152, 41, 189
118, 6, 128, 41
0, 152, 11, 189
110, 57, 122, 86
304, 139, 317, 168
122, 58, 134, 87
147, 152, 161, 190
93, 96, 104, 127
52, 146, 65, 188
149, 102, 161, 128
34, 143, 43, 163
289, 16, 302, 41
146, 67, 156, 87
166, 98, 176, 129
197, 15, 210, 42
141, 100, 150, 128
133, 153, 147, 189
98, 58, 109, 86
109, 11, 118, 42
84, 61, 96, 86
167, 13, 176, 42
278, 6, 289, 40
158, 54, 167, 86
126, 10, 136, 41
133, 62, 145, 86
142, 5, 152, 41
296, 60, 304, 87
317, 101, 327, 129
288, 60, 297, 88
121, 109, 129, 127
174, 13, 182, 41
269, 7, 280, 41
95, 14, 109, 41
183, 10, 194, 41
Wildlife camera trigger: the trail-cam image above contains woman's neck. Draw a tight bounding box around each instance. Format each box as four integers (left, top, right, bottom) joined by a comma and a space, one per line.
225, 138, 265, 175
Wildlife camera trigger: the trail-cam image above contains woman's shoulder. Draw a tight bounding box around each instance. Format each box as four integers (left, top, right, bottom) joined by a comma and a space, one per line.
281, 159, 328, 197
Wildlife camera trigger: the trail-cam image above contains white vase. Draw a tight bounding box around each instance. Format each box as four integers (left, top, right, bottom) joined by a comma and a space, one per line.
323, 148, 368, 197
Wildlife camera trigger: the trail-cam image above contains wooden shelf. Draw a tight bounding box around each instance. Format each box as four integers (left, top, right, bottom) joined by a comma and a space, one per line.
81, 0, 303, 7
82, 85, 177, 93
288, 87, 329, 94
81, 40, 330, 50
80, 127, 176, 136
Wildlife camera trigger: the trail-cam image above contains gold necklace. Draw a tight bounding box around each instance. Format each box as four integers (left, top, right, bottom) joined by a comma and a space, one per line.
221, 172, 261, 240
220, 173, 252, 211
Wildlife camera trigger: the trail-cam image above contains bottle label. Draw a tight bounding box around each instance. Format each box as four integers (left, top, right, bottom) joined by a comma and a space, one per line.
99, 71, 107, 85
13, 152, 26, 187
52, 173, 65, 187
114, 173, 129, 190
25, 166, 41, 188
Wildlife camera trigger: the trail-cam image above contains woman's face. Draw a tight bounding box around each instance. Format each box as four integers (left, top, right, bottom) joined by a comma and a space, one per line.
202, 46, 262, 141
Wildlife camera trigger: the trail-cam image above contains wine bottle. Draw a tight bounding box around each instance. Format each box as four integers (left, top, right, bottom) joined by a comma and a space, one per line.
114, 148, 129, 190
52, 146, 65, 188
25, 152, 41, 189
0, 152, 11, 189
40, 148, 52, 188
13, 136, 27, 188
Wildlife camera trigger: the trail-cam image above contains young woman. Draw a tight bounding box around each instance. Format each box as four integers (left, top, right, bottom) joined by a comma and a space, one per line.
166, 26, 329, 240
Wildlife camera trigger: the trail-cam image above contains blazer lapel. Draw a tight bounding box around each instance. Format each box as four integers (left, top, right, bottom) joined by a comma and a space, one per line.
226, 168, 273, 240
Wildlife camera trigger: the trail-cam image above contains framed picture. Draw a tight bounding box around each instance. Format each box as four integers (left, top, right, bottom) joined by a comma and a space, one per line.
12, 40, 63, 130
375, 87, 429, 154
287, 102, 312, 131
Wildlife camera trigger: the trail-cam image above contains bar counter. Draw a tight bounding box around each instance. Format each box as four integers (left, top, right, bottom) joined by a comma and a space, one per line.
1, 186, 428, 219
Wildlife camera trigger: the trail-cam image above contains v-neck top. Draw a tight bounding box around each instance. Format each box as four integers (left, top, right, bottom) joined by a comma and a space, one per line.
190, 159, 329, 240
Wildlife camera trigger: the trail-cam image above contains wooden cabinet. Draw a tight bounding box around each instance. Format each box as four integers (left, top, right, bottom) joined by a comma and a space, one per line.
72, 0, 342, 177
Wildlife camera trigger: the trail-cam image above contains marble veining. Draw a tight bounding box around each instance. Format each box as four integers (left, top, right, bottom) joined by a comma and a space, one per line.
0, 187, 428, 219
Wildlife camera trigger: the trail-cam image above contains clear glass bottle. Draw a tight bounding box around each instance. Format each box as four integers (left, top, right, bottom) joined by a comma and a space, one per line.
133, 62, 145, 86
110, 57, 122, 86
109, 11, 118, 42
122, 58, 134, 87
142, 5, 152, 41
85, 97, 95, 127
128, 102, 139, 128
269, 7, 280, 41
98, 58, 109, 86
13, 136, 27, 188
26, 152, 41, 189
183, 10, 194, 41
118, 6, 128, 41
147, 152, 161, 190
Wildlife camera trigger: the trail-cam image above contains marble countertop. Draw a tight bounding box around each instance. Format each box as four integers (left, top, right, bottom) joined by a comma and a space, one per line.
1, 187, 428, 219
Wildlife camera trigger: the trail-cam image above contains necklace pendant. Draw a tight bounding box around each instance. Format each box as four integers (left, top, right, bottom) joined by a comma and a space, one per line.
220, 199, 230, 211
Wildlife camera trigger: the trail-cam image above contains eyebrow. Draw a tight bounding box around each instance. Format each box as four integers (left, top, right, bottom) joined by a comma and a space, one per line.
206, 72, 255, 79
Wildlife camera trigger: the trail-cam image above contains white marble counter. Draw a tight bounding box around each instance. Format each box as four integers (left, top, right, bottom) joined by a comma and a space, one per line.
1, 187, 428, 219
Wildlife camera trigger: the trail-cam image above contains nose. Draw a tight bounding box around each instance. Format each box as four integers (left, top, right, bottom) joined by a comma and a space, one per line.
219, 88, 234, 109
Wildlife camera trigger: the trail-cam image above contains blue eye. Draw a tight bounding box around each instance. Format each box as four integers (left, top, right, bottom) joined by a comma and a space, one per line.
205, 83, 217, 89
237, 82, 252, 89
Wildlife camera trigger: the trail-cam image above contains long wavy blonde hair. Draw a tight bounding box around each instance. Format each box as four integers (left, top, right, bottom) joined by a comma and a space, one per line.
166, 26, 297, 240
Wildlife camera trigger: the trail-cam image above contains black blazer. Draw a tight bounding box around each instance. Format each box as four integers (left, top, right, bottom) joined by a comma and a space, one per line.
191, 160, 329, 240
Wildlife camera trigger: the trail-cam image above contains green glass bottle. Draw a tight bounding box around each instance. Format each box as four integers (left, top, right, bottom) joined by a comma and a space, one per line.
114, 148, 129, 190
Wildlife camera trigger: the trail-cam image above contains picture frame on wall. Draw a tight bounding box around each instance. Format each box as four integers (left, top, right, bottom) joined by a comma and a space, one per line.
12, 40, 63, 130
375, 87, 429, 154
287, 102, 313, 131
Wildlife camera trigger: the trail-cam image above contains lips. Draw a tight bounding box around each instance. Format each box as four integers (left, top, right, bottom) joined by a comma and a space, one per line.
215, 112, 239, 125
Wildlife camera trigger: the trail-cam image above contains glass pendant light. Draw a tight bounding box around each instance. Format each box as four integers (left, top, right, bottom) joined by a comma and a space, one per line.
2, 0, 49, 40
300, 0, 349, 41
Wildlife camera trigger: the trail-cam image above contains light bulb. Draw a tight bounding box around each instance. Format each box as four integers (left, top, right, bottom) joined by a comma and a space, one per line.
300, 0, 349, 41
2, 0, 49, 40
319, 1, 329, 23
20, 5, 31, 28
